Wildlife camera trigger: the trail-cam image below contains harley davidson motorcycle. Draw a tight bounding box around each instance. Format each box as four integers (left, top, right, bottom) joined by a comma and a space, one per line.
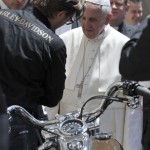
7, 81, 150, 150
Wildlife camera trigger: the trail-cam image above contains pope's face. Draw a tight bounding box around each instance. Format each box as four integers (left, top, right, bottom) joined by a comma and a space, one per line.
80, 2, 107, 39
3, 0, 28, 9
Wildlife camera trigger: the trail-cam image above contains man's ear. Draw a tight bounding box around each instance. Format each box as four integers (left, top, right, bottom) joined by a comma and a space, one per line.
105, 13, 113, 25
56, 11, 67, 18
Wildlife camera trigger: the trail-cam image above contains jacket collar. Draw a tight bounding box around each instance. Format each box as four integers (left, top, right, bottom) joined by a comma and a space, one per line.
33, 8, 51, 29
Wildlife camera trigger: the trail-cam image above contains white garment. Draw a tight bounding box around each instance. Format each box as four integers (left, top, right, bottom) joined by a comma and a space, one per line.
123, 99, 143, 150
123, 81, 150, 150
47, 25, 143, 149
0, 0, 8, 9
59, 25, 129, 145
55, 24, 72, 35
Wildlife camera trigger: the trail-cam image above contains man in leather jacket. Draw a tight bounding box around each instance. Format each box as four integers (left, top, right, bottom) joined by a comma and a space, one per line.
0, 0, 83, 149
119, 15, 150, 150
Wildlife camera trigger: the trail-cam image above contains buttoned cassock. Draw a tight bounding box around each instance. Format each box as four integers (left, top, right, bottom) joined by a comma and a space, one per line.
57, 25, 129, 145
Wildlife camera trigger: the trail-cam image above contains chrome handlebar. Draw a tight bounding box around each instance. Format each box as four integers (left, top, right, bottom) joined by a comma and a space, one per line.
7, 81, 149, 150
7, 105, 60, 132
7, 81, 144, 132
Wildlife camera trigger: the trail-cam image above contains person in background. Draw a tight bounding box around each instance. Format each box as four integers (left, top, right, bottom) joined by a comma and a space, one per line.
110, 1, 144, 149
119, 15, 150, 150
124, 0, 143, 27
110, 0, 137, 38
46, 0, 129, 146
0, 0, 28, 9
0, 0, 83, 149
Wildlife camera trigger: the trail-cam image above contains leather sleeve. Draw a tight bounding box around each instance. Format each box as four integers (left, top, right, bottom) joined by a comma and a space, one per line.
119, 17, 150, 81
41, 41, 67, 107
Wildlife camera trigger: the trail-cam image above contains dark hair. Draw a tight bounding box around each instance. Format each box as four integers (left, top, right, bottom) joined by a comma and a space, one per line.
31, 0, 83, 19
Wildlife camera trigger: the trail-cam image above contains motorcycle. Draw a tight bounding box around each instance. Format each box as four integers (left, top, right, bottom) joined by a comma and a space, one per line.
7, 81, 150, 150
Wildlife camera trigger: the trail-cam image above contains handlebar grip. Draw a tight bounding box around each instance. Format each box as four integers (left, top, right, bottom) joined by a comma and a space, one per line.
123, 80, 150, 98
135, 86, 150, 98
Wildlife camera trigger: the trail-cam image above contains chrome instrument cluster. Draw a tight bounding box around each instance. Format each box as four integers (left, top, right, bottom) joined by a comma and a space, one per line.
59, 119, 86, 136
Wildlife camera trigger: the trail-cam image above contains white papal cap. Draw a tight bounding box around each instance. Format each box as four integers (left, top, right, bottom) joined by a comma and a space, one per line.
85, 0, 111, 6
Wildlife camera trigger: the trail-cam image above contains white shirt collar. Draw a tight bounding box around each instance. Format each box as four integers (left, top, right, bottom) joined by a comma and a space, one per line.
0, 0, 9, 9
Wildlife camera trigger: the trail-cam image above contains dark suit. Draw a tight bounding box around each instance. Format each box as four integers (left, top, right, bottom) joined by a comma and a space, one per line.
117, 22, 139, 38
119, 15, 150, 150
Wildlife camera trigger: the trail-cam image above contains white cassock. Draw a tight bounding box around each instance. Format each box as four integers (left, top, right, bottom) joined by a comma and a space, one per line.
0, 0, 9, 9
55, 24, 72, 35
123, 99, 143, 150
46, 25, 143, 149
123, 81, 150, 150
61, 25, 129, 144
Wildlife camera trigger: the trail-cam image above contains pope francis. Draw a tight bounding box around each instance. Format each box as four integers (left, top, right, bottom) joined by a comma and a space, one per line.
46, 0, 130, 147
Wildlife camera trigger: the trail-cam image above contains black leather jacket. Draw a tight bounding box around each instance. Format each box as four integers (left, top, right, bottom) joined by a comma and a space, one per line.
0, 8, 66, 111
119, 16, 150, 81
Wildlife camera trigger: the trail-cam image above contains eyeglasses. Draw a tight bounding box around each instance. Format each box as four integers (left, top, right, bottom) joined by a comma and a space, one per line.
66, 5, 85, 25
